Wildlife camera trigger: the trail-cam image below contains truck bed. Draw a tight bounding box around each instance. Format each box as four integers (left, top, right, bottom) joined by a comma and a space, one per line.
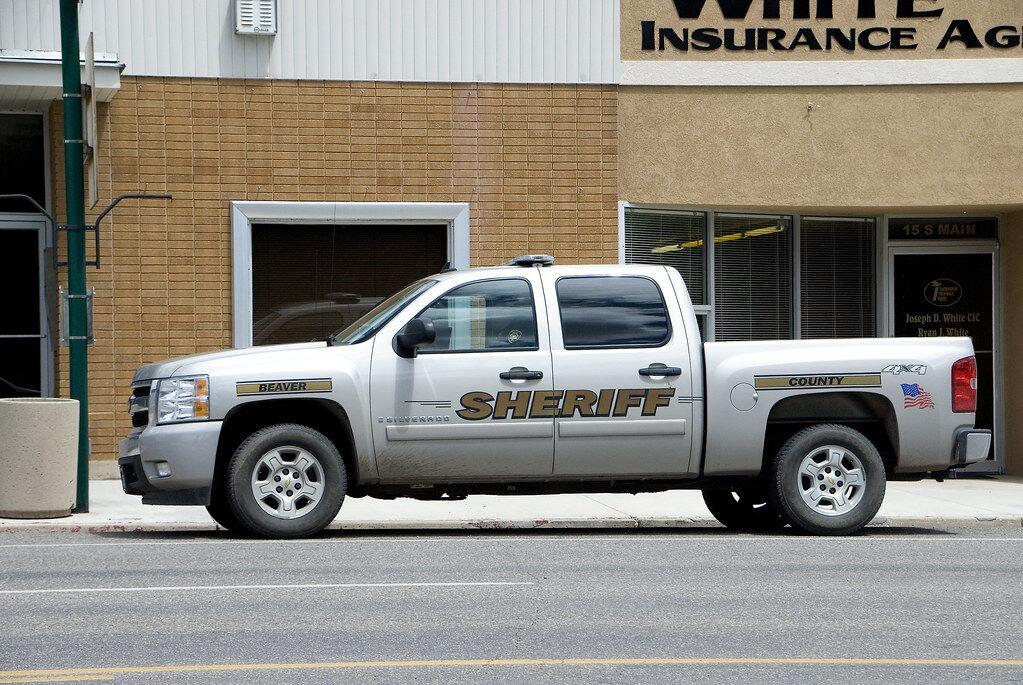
701, 337, 977, 475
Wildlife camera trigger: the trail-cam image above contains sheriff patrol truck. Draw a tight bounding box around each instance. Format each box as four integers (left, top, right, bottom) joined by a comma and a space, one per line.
119, 256, 990, 538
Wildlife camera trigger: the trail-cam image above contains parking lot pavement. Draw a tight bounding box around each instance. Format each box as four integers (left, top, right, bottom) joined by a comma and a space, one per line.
0, 525, 1021, 684
2, 476, 1022, 534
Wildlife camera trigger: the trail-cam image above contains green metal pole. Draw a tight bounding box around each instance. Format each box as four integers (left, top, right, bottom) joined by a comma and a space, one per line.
60, 0, 90, 512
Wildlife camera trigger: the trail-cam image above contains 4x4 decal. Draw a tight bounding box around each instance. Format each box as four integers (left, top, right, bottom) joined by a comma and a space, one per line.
882, 364, 928, 376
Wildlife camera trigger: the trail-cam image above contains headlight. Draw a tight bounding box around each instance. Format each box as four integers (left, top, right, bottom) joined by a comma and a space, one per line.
156, 375, 210, 424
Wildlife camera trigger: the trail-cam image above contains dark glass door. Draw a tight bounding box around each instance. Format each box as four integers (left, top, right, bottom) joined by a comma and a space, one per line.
892, 251, 996, 466
0, 228, 44, 397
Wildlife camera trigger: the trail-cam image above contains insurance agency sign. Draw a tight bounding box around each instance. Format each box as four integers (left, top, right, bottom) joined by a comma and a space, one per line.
636, 0, 1023, 54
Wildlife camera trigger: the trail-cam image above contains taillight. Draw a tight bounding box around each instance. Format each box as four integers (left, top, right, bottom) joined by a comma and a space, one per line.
951, 356, 978, 413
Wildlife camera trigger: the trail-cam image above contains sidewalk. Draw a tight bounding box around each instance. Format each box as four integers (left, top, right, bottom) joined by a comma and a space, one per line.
2, 477, 1021, 533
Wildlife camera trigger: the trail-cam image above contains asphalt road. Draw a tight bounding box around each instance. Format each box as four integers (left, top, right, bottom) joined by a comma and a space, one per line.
0, 524, 1021, 684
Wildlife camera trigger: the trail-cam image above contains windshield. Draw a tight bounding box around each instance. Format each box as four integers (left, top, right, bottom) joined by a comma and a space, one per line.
329, 279, 437, 345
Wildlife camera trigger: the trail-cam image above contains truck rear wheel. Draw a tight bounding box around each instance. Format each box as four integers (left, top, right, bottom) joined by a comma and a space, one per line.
225, 423, 347, 539
701, 488, 784, 531
769, 424, 885, 536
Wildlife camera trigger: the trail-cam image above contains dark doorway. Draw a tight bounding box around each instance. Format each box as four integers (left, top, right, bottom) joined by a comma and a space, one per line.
891, 250, 997, 467
0, 114, 46, 213
0, 228, 44, 397
0, 113, 48, 398
251, 224, 448, 346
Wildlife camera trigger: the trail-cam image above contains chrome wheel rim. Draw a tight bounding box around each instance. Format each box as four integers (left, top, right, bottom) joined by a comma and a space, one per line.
797, 445, 866, 517
250, 445, 325, 520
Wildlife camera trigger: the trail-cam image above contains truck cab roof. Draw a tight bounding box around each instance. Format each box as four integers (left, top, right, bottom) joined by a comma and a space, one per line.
435, 256, 670, 282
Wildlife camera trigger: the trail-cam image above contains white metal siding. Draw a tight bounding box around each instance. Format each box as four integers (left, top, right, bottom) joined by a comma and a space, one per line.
1, 0, 618, 83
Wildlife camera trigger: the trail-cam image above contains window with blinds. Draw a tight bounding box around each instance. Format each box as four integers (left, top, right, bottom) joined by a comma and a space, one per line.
714, 213, 793, 341
800, 217, 876, 339
621, 207, 879, 343
623, 208, 707, 305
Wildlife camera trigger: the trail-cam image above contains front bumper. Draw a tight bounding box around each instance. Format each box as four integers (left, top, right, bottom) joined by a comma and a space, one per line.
118, 421, 223, 505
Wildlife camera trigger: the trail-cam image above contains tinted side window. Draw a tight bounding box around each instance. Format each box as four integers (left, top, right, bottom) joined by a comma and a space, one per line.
557, 276, 670, 349
417, 278, 538, 353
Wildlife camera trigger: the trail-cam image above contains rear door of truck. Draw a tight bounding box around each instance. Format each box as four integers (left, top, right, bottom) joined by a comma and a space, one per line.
540, 266, 697, 477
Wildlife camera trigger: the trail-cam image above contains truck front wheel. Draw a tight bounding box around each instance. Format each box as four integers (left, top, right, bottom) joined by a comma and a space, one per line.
224, 423, 347, 539
769, 424, 885, 536
205, 495, 242, 532
701, 488, 784, 531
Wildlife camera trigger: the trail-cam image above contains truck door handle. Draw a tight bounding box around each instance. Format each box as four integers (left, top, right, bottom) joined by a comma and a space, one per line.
639, 364, 682, 377
500, 367, 544, 381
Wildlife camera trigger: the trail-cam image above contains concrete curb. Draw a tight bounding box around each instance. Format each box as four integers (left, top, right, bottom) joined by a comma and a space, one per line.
1, 515, 1020, 535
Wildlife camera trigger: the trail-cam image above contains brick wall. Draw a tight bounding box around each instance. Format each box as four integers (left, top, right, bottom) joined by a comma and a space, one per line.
49, 77, 619, 462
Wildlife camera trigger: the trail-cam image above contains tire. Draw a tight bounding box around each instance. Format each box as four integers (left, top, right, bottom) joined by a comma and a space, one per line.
205, 493, 243, 533
702, 487, 785, 531
225, 423, 347, 539
768, 424, 885, 536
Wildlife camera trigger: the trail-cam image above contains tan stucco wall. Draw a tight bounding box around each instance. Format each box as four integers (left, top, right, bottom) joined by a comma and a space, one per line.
619, 84, 1023, 211
1003, 212, 1023, 475
623, 0, 1023, 60
49, 77, 619, 462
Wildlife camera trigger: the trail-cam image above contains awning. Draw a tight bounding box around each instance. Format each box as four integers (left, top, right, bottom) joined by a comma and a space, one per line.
0, 50, 122, 112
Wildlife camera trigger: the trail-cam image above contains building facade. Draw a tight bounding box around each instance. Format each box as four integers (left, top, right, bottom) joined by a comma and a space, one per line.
0, 0, 1019, 474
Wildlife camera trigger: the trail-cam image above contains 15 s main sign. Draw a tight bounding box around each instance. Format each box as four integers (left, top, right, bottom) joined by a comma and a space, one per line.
641, 0, 1023, 53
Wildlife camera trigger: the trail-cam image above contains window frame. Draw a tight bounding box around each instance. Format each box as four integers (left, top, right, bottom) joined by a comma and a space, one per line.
554, 274, 673, 351
412, 276, 541, 356
230, 201, 471, 348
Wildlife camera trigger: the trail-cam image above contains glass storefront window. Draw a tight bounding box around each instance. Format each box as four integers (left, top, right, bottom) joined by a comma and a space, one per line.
800, 217, 876, 340
714, 213, 793, 341
624, 208, 707, 305
623, 208, 877, 343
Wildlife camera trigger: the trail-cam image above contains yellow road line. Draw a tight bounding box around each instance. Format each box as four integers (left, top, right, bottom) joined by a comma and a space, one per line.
4, 656, 1023, 681
0, 676, 111, 684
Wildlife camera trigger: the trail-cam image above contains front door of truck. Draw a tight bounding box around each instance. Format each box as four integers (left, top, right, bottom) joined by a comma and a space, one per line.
370, 272, 555, 481
542, 268, 696, 477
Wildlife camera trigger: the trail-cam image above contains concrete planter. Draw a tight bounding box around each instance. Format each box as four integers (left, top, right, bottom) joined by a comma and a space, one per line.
0, 398, 79, 519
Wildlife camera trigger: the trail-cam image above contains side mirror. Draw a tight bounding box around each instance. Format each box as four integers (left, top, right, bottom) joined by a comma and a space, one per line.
393, 317, 436, 358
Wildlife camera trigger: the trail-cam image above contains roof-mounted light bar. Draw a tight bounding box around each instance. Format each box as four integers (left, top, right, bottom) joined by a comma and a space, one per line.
505, 254, 555, 267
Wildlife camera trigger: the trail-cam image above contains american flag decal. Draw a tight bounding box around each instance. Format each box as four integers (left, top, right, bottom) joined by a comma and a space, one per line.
901, 384, 935, 409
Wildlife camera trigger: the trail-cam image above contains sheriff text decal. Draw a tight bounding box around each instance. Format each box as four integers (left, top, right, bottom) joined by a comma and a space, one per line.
456, 388, 676, 421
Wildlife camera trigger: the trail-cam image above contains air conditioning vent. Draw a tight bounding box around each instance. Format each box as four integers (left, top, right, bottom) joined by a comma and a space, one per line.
235, 0, 277, 35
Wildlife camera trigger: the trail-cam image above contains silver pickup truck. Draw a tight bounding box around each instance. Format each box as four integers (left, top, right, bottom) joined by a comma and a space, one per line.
119, 256, 990, 538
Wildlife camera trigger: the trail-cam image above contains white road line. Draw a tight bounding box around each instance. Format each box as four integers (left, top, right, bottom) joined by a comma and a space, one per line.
0, 535, 1020, 550
0, 581, 534, 596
